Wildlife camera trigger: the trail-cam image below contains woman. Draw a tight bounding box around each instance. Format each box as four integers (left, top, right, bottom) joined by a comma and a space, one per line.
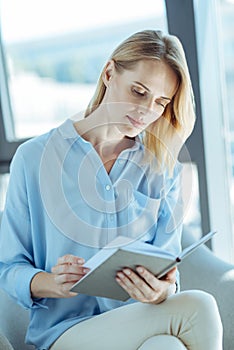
0, 30, 222, 349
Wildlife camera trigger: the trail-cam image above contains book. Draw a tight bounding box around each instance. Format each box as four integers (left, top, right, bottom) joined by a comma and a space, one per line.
71, 231, 216, 301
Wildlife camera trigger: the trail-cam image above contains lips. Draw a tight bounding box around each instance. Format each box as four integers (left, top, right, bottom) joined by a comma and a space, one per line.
126, 115, 145, 129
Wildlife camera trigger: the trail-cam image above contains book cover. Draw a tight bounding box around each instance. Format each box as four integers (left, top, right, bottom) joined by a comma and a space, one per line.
71, 231, 216, 301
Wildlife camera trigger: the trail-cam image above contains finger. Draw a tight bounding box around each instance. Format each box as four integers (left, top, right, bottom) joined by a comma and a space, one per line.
123, 268, 163, 302
136, 266, 162, 291
116, 273, 145, 301
121, 268, 154, 296
52, 264, 90, 275
57, 255, 85, 265
164, 267, 177, 282
68, 291, 79, 297
54, 273, 83, 284
135, 267, 176, 302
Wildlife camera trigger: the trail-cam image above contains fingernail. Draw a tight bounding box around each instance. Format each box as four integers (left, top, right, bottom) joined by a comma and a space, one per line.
123, 269, 131, 275
77, 258, 84, 264
117, 272, 125, 279
83, 268, 90, 273
136, 267, 144, 274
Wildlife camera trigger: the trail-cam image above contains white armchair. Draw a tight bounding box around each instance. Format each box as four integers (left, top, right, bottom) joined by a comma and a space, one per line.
180, 229, 234, 350
0, 333, 13, 350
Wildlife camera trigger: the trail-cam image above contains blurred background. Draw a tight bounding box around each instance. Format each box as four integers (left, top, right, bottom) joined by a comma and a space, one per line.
0, 0, 233, 263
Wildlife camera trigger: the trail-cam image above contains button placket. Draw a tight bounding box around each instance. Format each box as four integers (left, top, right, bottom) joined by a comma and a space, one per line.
103, 183, 115, 222
105, 184, 111, 191
118, 159, 124, 165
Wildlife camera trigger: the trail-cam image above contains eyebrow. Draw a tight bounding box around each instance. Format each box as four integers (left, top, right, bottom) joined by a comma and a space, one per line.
133, 81, 172, 101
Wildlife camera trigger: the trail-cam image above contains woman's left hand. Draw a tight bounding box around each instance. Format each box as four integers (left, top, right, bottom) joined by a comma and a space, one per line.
116, 266, 177, 304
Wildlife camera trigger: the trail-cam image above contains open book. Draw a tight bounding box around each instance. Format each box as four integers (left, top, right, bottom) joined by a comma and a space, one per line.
71, 231, 216, 301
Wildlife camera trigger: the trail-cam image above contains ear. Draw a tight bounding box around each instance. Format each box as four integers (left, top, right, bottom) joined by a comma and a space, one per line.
102, 60, 116, 87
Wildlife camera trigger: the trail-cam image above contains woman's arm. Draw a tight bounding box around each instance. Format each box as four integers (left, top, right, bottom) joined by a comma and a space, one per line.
0, 146, 90, 307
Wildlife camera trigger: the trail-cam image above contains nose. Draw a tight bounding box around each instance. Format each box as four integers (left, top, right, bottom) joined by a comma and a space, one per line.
137, 98, 155, 115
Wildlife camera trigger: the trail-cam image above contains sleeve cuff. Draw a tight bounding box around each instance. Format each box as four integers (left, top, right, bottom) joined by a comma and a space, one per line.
15, 266, 48, 309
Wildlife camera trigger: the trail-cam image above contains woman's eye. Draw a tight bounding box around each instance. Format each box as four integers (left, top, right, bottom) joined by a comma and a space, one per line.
156, 100, 166, 108
132, 88, 145, 96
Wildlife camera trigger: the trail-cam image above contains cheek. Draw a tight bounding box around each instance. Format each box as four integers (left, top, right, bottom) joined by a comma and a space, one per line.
113, 82, 137, 106
106, 102, 132, 118
110, 79, 128, 100
147, 112, 162, 125
105, 83, 143, 115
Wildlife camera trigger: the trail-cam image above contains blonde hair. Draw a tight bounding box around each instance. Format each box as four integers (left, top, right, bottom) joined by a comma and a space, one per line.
84, 30, 196, 175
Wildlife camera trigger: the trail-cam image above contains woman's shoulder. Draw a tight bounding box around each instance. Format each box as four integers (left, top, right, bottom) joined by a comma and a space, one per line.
14, 131, 54, 167
15, 119, 76, 160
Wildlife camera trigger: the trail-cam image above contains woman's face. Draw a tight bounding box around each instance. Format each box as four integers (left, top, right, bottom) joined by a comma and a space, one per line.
102, 59, 178, 138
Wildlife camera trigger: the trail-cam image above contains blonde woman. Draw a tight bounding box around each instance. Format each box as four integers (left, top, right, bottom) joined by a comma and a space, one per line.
0, 30, 222, 350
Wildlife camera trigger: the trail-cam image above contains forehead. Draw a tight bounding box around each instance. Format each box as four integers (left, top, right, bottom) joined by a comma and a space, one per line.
120, 59, 178, 98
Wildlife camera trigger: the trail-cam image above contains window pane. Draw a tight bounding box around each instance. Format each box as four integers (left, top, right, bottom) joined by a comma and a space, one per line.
218, 0, 234, 240
0, 174, 9, 211
0, 0, 167, 139
181, 163, 202, 240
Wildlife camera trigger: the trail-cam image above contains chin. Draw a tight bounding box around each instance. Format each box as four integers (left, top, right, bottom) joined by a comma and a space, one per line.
117, 123, 143, 139
124, 130, 140, 138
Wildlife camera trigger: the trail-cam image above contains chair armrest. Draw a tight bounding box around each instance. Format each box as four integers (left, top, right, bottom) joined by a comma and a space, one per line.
0, 288, 34, 350
180, 230, 234, 350
0, 333, 14, 350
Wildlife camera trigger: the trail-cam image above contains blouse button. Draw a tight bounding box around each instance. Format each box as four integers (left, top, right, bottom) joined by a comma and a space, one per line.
105, 184, 111, 191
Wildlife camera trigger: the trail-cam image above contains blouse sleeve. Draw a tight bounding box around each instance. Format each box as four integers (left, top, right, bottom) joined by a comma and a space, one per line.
0, 146, 47, 309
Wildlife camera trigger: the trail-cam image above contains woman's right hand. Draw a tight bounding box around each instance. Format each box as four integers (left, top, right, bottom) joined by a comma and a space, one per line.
31, 254, 90, 299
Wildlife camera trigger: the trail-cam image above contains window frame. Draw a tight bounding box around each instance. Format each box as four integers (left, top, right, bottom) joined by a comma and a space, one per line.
193, 0, 234, 262
0, 28, 27, 174
166, 0, 211, 239
166, 0, 234, 262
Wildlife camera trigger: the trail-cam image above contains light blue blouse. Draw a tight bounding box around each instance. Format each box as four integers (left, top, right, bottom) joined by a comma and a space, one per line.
0, 119, 183, 350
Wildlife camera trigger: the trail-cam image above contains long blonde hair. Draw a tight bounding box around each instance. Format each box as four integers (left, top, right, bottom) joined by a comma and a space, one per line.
84, 30, 195, 175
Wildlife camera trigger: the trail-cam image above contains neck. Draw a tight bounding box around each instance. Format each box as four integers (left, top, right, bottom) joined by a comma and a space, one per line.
73, 107, 133, 154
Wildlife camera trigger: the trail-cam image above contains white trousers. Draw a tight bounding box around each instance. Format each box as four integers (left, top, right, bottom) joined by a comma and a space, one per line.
51, 290, 223, 350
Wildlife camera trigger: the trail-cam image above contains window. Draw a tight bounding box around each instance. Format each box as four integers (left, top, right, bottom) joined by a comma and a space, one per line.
0, 0, 167, 140
193, 0, 234, 262
181, 163, 202, 240
218, 0, 234, 260
0, 174, 9, 211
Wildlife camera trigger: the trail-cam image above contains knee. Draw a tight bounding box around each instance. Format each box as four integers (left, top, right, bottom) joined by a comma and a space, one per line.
178, 290, 223, 332
180, 290, 218, 313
